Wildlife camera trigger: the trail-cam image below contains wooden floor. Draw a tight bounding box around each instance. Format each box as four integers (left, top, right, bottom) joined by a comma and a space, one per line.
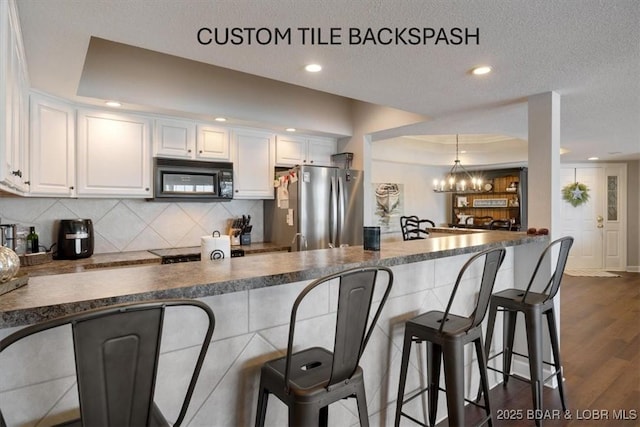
437, 271, 640, 426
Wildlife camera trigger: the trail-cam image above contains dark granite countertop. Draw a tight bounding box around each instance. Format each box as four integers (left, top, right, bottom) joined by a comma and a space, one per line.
19, 242, 290, 277
0, 232, 546, 328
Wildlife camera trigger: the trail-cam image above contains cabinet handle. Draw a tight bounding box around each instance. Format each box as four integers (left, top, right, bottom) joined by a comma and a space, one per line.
199, 150, 203, 154
309, 160, 314, 164
11, 170, 22, 178
69, 186, 74, 190
24, 181, 30, 185
145, 187, 150, 191
188, 149, 192, 153
235, 189, 239, 193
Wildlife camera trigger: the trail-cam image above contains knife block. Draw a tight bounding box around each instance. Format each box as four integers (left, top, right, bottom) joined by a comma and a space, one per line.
230, 228, 241, 246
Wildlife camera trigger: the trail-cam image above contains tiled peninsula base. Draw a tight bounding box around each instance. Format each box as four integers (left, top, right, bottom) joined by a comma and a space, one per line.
0, 247, 527, 427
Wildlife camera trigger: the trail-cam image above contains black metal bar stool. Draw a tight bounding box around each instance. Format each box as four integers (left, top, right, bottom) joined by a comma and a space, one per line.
0, 300, 216, 427
482, 236, 573, 427
395, 247, 506, 427
255, 266, 394, 427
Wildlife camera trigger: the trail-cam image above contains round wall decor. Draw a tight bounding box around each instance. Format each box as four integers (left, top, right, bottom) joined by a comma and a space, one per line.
562, 182, 590, 207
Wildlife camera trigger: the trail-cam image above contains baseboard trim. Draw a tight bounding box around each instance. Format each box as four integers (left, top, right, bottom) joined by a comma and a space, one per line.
512, 356, 559, 389
627, 266, 640, 273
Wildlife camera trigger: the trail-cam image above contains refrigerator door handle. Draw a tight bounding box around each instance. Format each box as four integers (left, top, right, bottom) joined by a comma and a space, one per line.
330, 175, 338, 247
337, 176, 345, 245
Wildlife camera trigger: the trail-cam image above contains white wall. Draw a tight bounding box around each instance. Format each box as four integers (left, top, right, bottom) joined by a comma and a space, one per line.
371, 160, 449, 230
627, 160, 640, 271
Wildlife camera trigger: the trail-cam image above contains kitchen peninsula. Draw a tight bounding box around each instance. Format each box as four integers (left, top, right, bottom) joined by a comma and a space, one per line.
0, 231, 549, 426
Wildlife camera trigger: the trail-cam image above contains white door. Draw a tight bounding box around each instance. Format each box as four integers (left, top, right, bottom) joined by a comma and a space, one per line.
560, 164, 627, 271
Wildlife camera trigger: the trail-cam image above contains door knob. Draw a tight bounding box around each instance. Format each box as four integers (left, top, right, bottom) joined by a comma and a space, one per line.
597, 224, 604, 228
596, 215, 603, 222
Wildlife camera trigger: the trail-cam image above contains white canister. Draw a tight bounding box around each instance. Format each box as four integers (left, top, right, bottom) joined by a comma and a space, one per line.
201, 231, 231, 261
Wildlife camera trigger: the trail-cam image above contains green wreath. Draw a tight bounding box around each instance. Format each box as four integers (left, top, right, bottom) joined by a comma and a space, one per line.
562, 182, 590, 207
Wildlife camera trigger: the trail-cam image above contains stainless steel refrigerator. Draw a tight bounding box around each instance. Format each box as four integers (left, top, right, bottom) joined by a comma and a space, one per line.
264, 165, 364, 251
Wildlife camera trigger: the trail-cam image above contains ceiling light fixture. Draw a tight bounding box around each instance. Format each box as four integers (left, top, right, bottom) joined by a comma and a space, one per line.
215, 117, 227, 122
305, 64, 322, 73
105, 101, 121, 107
588, 157, 599, 161
433, 134, 482, 193
285, 128, 296, 132
471, 65, 492, 75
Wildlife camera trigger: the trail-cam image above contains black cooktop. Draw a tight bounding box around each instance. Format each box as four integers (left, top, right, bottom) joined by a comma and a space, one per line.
149, 246, 244, 264
148, 246, 200, 258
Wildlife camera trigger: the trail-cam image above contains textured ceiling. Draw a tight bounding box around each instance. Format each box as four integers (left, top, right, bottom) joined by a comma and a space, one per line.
14, 0, 640, 163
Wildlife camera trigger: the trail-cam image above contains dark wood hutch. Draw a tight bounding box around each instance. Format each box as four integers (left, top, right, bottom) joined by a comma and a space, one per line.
449, 167, 528, 230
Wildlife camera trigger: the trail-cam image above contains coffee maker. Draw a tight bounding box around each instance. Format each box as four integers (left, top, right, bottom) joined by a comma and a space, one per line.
0, 223, 17, 251
57, 219, 94, 259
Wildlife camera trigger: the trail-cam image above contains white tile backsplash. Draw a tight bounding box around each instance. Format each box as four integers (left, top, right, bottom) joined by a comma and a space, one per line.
0, 197, 263, 254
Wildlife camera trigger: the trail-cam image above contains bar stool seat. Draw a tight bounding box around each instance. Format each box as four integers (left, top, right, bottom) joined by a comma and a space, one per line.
482, 236, 574, 427
395, 247, 506, 427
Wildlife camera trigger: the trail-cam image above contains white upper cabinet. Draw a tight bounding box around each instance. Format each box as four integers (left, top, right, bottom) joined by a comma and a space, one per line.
232, 128, 275, 199
77, 109, 152, 197
307, 137, 337, 166
154, 118, 196, 159
154, 118, 230, 161
276, 135, 336, 167
196, 124, 230, 160
0, 0, 29, 193
29, 93, 75, 196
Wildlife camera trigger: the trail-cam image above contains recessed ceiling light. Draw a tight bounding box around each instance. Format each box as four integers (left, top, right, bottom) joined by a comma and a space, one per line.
215, 117, 227, 122
105, 101, 121, 107
286, 128, 296, 132
471, 66, 492, 75
588, 157, 599, 161
305, 64, 322, 73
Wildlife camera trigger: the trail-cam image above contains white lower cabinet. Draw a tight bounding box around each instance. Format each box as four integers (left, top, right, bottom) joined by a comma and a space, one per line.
76, 109, 152, 197
232, 128, 275, 199
29, 94, 75, 196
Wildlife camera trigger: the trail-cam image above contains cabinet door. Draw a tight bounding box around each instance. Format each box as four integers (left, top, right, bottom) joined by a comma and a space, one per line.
154, 118, 195, 158
0, 0, 28, 193
29, 95, 75, 196
232, 128, 275, 199
77, 109, 152, 197
197, 124, 230, 160
275, 135, 306, 166
306, 137, 336, 166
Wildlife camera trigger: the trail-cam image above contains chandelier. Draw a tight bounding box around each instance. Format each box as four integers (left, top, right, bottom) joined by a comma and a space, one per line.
432, 134, 483, 193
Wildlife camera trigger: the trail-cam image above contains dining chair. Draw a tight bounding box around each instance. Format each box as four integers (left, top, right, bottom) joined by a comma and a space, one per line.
401, 215, 436, 240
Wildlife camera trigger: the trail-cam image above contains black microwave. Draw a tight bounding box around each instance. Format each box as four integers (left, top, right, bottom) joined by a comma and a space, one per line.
152, 158, 233, 201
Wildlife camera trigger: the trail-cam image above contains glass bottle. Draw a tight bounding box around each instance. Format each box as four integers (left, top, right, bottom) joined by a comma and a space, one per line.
26, 226, 39, 254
